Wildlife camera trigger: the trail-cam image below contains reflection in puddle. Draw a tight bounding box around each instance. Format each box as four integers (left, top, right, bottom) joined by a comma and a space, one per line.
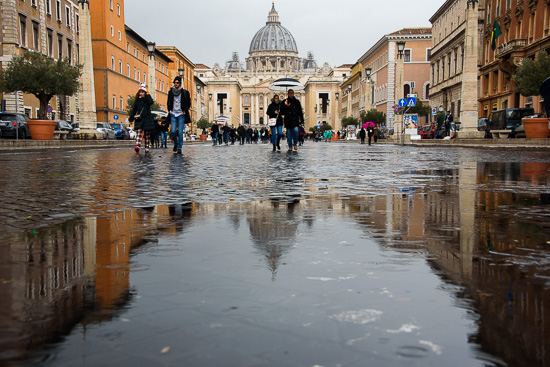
0, 160, 549, 366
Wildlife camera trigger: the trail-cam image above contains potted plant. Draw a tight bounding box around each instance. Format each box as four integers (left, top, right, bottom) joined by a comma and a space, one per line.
513, 50, 550, 138
196, 117, 211, 141
0, 51, 82, 140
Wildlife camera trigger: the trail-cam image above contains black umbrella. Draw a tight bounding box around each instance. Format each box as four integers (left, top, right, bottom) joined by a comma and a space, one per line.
268, 78, 305, 92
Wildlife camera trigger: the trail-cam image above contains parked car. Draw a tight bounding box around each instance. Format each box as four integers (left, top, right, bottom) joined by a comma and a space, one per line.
484, 108, 535, 138
0, 112, 31, 139
477, 118, 489, 132
110, 123, 130, 140
96, 122, 116, 139
56, 120, 74, 132
421, 124, 435, 139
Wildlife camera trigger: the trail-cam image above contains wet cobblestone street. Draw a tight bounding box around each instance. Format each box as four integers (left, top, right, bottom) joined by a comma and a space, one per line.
1, 142, 550, 366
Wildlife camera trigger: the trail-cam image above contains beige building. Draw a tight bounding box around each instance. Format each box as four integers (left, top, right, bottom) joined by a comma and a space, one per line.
357, 28, 432, 129
340, 63, 362, 120
0, 0, 81, 121
196, 4, 347, 131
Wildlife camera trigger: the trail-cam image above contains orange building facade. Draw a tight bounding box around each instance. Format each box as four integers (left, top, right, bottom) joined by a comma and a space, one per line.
89, 0, 171, 125
480, 0, 550, 116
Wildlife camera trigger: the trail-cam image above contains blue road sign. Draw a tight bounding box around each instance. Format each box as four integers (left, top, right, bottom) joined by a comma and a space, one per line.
114, 115, 119, 120
432, 108, 437, 116
47, 106, 53, 113
398, 99, 407, 107
406, 97, 417, 107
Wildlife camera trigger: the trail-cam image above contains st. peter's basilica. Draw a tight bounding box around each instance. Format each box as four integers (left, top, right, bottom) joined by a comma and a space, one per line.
195, 3, 350, 131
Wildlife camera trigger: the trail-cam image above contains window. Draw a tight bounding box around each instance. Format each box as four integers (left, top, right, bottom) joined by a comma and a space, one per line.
110, 26, 114, 37
58, 35, 63, 59
120, 97, 123, 110
31, 0, 37, 7
117, 3, 120, 16
119, 59, 122, 73
111, 56, 115, 70
404, 49, 411, 63
137, 68, 140, 82
46, 0, 51, 15
56, 0, 61, 21
118, 31, 121, 41
134, 67, 137, 79
127, 63, 130, 76
19, 16, 27, 47
136, 49, 139, 59
506, 0, 511, 10
76, 43, 79, 63
67, 40, 72, 64
47, 29, 53, 56
143, 72, 146, 83
75, 14, 79, 33
112, 95, 116, 109
110, 0, 113, 10
32, 22, 39, 50
65, 6, 70, 27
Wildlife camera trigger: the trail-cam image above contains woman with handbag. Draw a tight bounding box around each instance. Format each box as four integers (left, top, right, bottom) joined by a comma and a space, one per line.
266, 95, 283, 152
129, 83, 155, 154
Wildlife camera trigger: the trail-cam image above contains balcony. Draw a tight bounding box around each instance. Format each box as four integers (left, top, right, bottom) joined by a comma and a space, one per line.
495, 39, 526, 59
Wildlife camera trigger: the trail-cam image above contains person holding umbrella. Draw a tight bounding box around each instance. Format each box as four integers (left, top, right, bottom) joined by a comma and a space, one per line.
280, 89, 304, 151
267, 94, 283, 151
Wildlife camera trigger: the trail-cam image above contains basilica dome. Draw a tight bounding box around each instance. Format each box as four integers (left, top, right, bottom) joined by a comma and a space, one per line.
249, 4, 298, 55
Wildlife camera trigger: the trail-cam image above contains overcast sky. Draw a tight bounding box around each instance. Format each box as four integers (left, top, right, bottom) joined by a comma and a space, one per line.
125, 0, 441, 68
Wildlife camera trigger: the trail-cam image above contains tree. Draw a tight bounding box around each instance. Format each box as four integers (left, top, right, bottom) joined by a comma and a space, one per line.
406, 100, 431, 117
514, 50, 550, 97
341, 116, 359, 128
126, 95, 160, 114
320, 123, 333, 132
0, 51, 82, 119
361, 109, 386, 125
196, 117, 211, 131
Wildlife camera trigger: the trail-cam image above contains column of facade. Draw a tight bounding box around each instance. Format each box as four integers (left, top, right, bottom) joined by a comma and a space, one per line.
75, 0, 99, 138
458, 2, 483, 138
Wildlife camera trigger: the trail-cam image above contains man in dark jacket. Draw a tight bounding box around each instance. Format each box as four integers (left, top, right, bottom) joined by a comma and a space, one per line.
280, 89, 304, 151
237, 124, 246, 145
166, 76, 191, 154
211, 122, 219, 145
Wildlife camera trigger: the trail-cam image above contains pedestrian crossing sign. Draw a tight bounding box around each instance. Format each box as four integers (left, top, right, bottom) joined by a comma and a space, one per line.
406, 97, 417, 107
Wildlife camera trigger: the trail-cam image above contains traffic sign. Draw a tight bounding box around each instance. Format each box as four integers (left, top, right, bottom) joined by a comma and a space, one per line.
431, 108, 437, 116
47, 106, 52, 113
398, 99, 407, 107
114, 115, 119, 120
406, 97, 417, 107
394, 105, 401, 113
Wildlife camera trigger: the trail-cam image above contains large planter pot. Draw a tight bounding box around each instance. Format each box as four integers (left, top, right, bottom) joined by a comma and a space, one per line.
27, 120, 56, 140
200, 134, 207, 141
522, 118, 550, 139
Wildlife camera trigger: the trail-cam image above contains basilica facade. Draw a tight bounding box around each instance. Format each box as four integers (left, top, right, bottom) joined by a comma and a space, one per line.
196, 4, 350, 131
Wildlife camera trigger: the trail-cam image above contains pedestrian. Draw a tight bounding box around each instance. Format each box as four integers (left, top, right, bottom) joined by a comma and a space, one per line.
267, 94, 283, 151
160, 115, 169, 148
298, 124, 306, 146
222, 122, 231, 145
237, 124, 246, 145
435, 111, 445, 139
367, 126, 374, 145
129, 83, 155, 154
152, 118, 162, 148
211, 122, 219, 145
445, 110, 453, 137
280, 89, 304, 151
230, 126, 237, 145
246, 126, 253, 144
359, 127, 366, 144
167, 76, 191, 154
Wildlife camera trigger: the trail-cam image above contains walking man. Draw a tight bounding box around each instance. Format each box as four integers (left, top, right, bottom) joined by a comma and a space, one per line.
167, 76, 191, 154
280, 89, 304, 151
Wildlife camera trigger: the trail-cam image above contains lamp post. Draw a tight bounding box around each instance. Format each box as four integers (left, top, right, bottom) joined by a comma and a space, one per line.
365, 68, 372, 112
396, 40, 406, 144
347, 83, 352, 123
146, 42, 156, 101
335, 92, 340, 131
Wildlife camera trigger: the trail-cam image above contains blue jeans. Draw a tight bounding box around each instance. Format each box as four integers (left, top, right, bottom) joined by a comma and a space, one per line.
161, 131, 168, 147
171, 114, 185, 149
223, 132, 229, 144
212, 132, 218, 145
287, 126, 299, 147
270, 125, 282, 145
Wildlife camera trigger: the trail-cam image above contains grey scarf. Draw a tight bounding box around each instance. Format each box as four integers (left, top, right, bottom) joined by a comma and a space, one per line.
172, 86, 182, 96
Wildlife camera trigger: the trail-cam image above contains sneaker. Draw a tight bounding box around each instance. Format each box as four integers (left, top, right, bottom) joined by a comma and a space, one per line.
177, 149, 182, 154
288, 147, 293, 152
294, 145, 298, 151
135, 146, 140, 153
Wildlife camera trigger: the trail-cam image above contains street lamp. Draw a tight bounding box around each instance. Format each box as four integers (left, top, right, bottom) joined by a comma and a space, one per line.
335, 92, 339, 100
209, 93, 212, 100
365, 67, 372, 80
178, 68, 184, 77
146, 42, 155, 56
467, 0, 478, 8
396, 41, 406, 59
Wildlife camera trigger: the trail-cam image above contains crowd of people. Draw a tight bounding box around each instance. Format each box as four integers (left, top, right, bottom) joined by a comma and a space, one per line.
128, 76, 379, 155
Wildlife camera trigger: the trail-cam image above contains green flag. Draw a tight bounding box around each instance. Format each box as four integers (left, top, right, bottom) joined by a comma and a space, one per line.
491, 19, 502, 51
